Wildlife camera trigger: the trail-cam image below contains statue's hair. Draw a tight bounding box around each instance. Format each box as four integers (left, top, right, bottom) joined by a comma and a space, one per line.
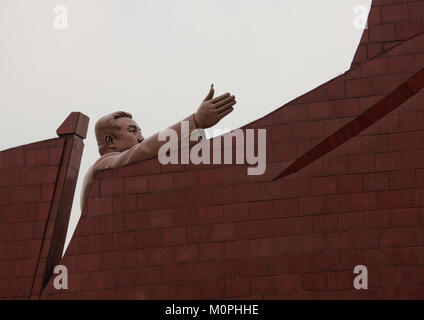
95, 111, 133, 156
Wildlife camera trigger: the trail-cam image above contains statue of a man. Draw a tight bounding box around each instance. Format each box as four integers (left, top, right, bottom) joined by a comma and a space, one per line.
80, 85, 236, 210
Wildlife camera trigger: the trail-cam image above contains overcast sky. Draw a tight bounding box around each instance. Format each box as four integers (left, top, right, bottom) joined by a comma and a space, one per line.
0, 0, 371, 253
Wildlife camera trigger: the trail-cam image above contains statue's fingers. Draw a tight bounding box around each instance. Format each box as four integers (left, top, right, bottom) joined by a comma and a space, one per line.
211, 92, 231, 104
214, 95, 235, 108
217, 106, 234, 120
217, 100, 236, 114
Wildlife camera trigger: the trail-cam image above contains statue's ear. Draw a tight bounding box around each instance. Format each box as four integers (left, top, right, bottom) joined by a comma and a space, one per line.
104, 134, 115, 148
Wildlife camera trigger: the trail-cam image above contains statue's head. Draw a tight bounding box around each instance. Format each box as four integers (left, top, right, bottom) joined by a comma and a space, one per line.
95, 111, 144, 156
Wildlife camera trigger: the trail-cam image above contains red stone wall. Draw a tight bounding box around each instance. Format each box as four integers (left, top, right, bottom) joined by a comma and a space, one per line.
351, 0, 423, 67
0, 113, 88, 299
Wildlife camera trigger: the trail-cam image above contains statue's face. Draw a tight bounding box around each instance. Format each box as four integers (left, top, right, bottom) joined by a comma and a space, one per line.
111, 117, 144, 152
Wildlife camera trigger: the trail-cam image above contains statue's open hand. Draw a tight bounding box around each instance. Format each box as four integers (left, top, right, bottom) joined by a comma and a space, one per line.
194, 85, 236, 128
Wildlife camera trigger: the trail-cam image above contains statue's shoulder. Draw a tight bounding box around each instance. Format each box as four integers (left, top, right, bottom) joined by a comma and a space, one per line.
93, 152, 120, 171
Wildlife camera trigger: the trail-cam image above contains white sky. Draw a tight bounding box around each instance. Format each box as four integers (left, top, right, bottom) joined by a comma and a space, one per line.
0, 0, 371, 253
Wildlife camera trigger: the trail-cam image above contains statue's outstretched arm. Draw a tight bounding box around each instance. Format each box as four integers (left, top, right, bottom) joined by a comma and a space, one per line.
99, 85, 236, 169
